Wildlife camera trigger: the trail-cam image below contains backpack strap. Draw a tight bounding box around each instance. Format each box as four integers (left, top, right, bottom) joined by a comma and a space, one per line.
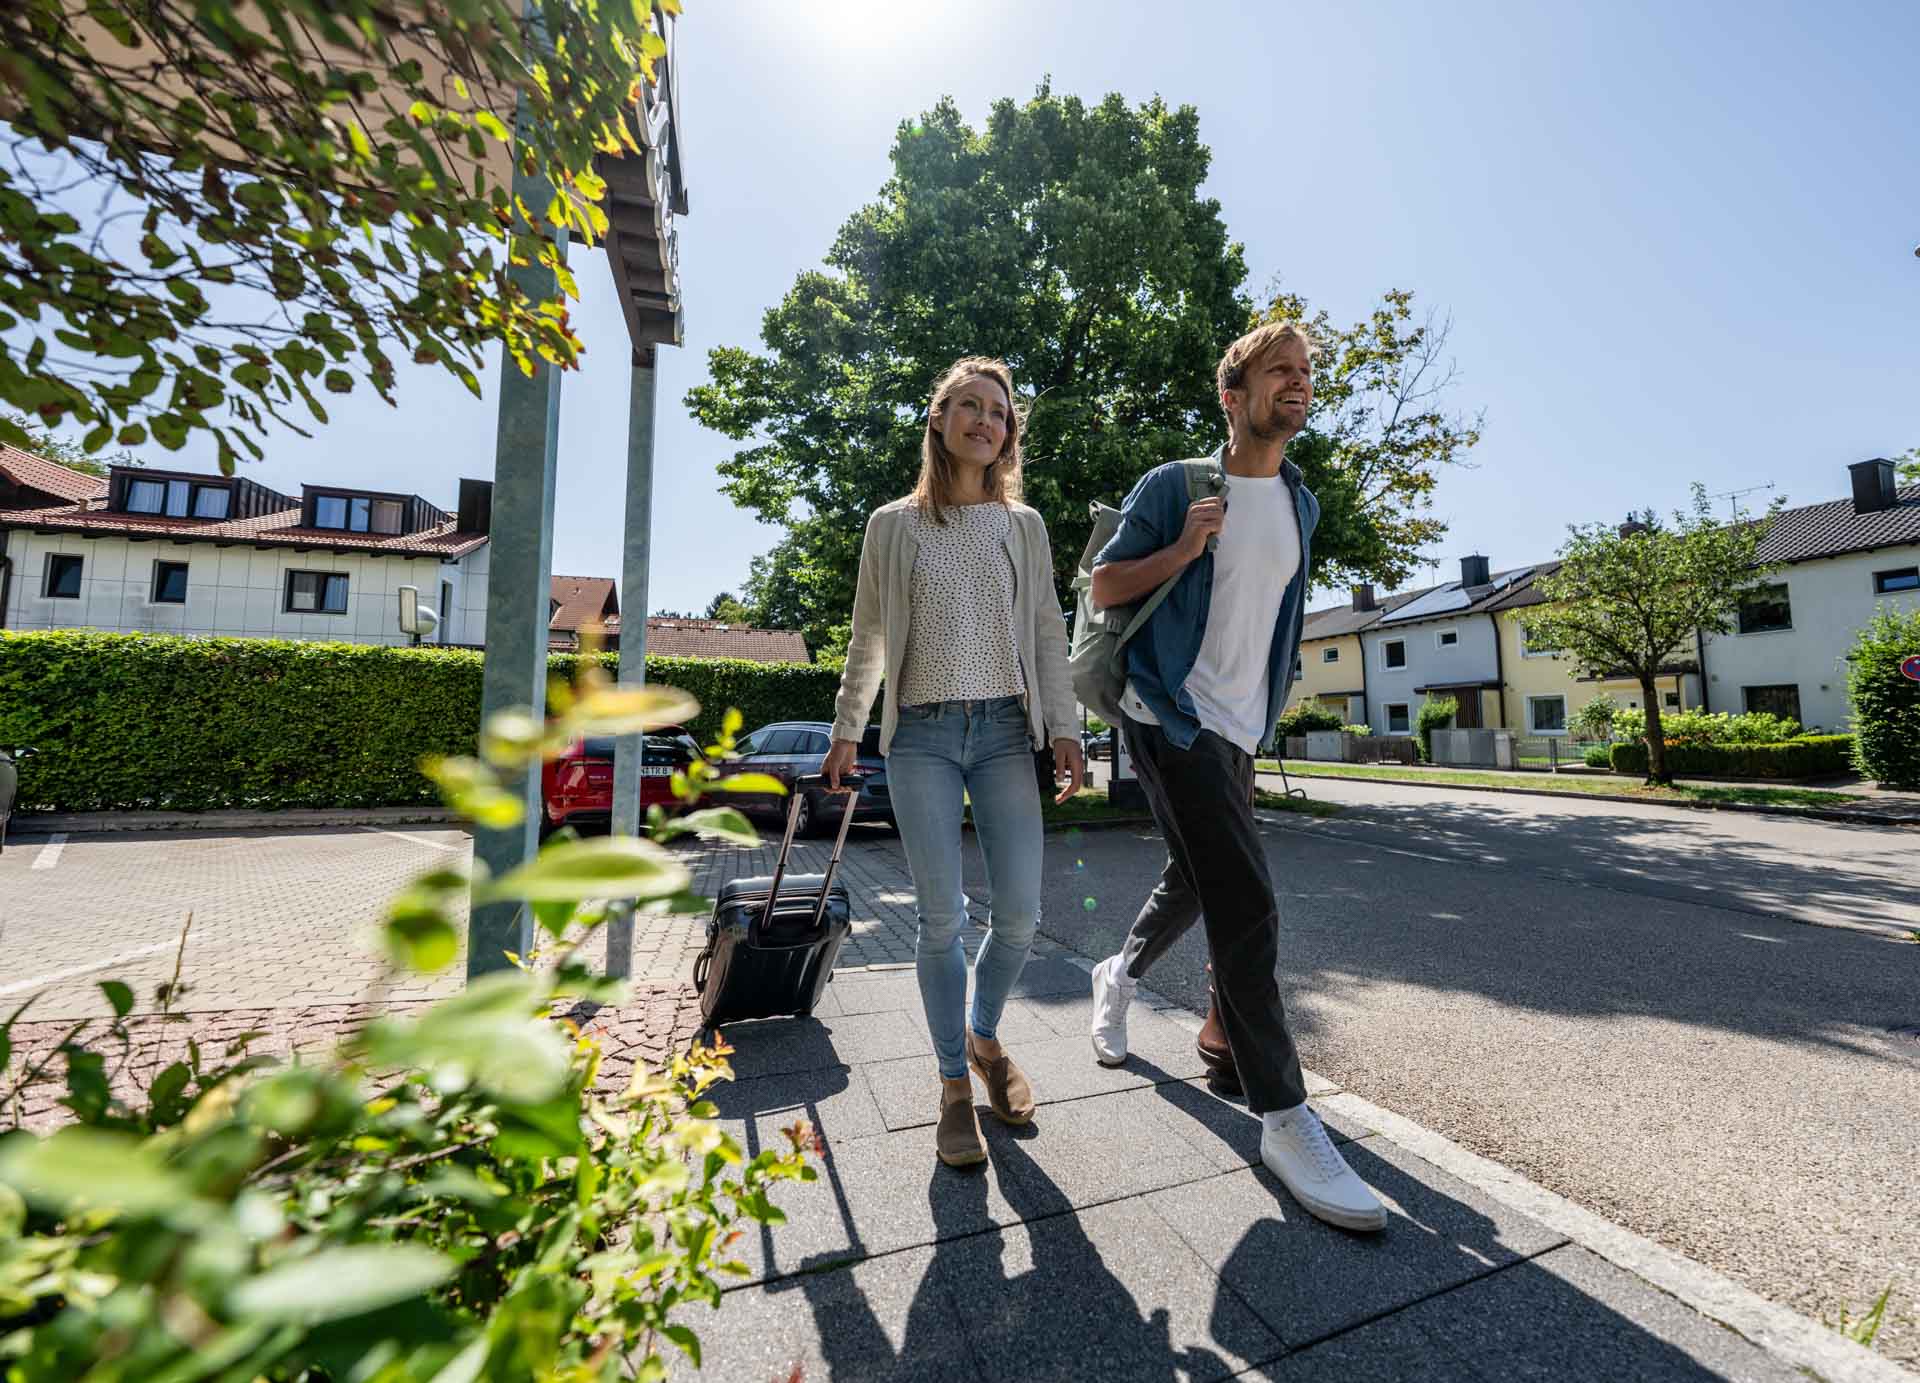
1116, 458, 1224, 645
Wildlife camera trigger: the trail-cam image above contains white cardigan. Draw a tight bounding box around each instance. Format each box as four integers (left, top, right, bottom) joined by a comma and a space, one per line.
832, 497, 1078, 755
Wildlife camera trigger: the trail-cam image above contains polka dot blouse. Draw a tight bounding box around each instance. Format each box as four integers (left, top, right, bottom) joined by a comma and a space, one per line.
898, 501, 1028, 707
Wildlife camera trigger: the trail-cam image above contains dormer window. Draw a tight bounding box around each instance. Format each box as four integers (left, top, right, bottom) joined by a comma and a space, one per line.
314, 494, 404, 534
126, 477, 230, 519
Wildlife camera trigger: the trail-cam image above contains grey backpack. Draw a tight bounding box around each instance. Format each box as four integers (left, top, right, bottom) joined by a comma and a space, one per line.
1068, 457, 1225, 725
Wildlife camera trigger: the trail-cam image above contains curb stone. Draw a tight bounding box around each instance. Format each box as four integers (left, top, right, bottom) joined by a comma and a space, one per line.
13, 806, 464, 836
1256, 769, 1920, 829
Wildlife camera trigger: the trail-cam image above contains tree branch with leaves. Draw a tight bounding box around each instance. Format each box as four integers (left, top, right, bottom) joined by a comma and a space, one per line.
0, 0, 676, 470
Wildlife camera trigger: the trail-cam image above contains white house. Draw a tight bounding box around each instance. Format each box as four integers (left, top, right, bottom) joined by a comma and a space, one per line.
1698, 458, 1920, 731
0, 449, 492, 647
1353, 555, 1533, 736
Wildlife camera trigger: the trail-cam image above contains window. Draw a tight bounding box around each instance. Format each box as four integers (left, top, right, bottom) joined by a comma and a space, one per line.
1664, 691, 1681, 709
164, 479, 192, 517
349, 497, 372, 531
126, 478, 166, 513
314, 495, 349, 529
1520, 624, 1561, 658
1436, 629, 1459, 649
439, 580, 452, 643
1383, 640, 1407, 670
1874, 566, 1920, 595
1743, 684, 1801, 723
1386, 703, 1411, 734
800, 731, 832, 755
151, 561, 188, 604
371, 499, 404, 534
1528, 695, 1568, 734
285, 570, 349, 614
1736, 582, 1792, 634
760, 729, 807, 755
1292, 658, 1302, 680
192, 485, 230, 519
1321, 647, 1340, 664
43, 553, 83, 599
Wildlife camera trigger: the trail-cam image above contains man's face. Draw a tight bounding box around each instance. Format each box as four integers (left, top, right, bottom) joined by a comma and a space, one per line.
1228, 337, 1313, 442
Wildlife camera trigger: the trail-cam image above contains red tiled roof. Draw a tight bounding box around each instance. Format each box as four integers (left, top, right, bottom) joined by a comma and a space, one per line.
0, 445, 107, 503
549, 575, 619, 633
639, 618, 810, 664
0, 499, 487, 557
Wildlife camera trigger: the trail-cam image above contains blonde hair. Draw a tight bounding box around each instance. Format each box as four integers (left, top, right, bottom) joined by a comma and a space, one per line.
1216, 321, 1316, 417
912, 356, 1024, 523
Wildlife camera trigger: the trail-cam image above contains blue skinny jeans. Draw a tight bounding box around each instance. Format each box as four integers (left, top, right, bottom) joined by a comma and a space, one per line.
885, 697, 1044, 1080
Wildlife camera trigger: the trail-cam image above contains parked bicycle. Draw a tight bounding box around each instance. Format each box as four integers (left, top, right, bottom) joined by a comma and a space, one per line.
0, 746, 33, 853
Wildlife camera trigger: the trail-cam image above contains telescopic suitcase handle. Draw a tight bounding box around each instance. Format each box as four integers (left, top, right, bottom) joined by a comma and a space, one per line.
756, 772, 864, 940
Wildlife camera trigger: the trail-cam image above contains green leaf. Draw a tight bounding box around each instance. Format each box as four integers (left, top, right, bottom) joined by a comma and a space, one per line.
678, 807, 758, 846
473, 110, 510, 143
480, 836, 690, 905
227, 1244, 455, 1323
0, 1128, 195, 1217
711, 773, 787, 796
662, 1324, 702, 1367
100, 979, 135, 1018
385, 909, 459, 972
530, 898, 577, 940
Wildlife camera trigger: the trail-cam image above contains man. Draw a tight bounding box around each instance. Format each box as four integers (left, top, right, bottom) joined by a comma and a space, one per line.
1086, 322, 1386, 1232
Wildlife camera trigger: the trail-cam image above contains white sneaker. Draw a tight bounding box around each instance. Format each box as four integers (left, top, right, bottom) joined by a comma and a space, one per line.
1260, 1104, 1388, 1232
1089, 955, 1134, 1066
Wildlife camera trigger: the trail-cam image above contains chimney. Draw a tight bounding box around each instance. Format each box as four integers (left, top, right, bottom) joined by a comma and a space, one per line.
1849, 458, 1896, 516
1459, 554, 1491, 588
1619, 517, 1651, 539
1351, 584, 1377, 612
456, 478, 493, 534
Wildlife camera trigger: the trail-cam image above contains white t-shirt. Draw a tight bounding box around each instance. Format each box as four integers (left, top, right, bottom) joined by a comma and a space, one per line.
1123, 471, 1299, 754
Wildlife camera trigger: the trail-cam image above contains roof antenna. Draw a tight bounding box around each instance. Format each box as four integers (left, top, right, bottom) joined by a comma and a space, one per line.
1704, 482, 1774, 519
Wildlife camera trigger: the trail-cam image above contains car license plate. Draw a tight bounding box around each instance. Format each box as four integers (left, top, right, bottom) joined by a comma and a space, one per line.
640, 766, 672, 777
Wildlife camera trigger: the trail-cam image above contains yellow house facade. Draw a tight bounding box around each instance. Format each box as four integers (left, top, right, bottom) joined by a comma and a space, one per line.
1490, 580, 1704, 736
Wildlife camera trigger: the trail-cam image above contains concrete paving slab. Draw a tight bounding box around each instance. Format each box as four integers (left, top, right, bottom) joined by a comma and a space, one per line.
703, 1062, 891, 1152
1251, 1244, 1806, 1382
929, 1197, 1283, 1382
664, 1244, 978, 1383
1146, 1135, 1566, 1350
719, 1009, 932, 1081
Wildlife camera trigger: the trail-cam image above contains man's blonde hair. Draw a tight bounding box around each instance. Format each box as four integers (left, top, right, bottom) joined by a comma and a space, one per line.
1216, 321, 1316, 414
913, 356, 1025, 523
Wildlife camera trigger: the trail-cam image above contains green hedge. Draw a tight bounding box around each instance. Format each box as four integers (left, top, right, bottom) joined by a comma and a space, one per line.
1845, 607, 1920, 790
0, 631, 842, 813
1607, 734, 1855, 780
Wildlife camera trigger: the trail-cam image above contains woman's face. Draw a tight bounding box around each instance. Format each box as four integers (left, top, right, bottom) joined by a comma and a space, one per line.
937, 374, 1011, 471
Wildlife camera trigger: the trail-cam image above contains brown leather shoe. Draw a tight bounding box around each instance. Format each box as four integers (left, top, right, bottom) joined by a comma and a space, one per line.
1198, 966, 1242, 1096
936, 1084, 987, 1167
966, 1032, 1036, 1125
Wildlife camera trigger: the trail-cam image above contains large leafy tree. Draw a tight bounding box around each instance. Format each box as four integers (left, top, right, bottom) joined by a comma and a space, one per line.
689, 86, 1479, 651
0, 0, 674, 469
1518, 486, 1781, 784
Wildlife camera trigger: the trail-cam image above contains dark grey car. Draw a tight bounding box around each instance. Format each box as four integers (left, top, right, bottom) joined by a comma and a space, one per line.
730, 721, 893, 836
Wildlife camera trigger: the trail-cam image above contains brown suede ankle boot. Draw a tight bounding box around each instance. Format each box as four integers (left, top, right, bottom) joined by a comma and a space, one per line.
1197, 963, 1242, 1096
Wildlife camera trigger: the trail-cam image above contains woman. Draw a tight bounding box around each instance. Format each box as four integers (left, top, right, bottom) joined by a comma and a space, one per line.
824, 356, 1085, 1168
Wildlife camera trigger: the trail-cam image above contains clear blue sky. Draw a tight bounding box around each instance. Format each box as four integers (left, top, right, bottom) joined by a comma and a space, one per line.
98, 0, 1920, 613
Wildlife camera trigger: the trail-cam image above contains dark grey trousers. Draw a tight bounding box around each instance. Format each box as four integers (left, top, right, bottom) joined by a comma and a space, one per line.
1118, 715, 1309, 1115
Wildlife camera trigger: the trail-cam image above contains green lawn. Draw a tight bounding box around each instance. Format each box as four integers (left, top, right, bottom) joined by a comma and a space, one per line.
1028, 786, 1342, 826
1254, 759, 1857, 810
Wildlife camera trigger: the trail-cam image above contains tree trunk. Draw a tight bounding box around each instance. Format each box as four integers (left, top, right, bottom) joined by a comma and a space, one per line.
1641, 677, 1669, 785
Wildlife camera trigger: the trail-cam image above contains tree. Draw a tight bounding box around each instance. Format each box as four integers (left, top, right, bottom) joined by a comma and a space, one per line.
688, 85, 1479, 651
1845, 607, 1920, 790
1517, 486, 1782, 784
1896, 447, 1919, 484
1, 409, 138, 476
0, 0, 673, 469
704, 591, 752, 624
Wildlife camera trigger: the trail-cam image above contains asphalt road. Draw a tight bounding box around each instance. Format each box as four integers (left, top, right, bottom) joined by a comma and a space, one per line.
998, 774, 1920, 1367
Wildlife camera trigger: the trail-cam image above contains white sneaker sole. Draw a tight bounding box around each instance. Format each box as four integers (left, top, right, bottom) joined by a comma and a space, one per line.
1261, 1150, 1389, 1232
1090, 1036, 1127, 1068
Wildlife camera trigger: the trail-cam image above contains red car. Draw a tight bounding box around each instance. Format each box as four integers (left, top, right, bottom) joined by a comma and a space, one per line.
539, 727, 703, 836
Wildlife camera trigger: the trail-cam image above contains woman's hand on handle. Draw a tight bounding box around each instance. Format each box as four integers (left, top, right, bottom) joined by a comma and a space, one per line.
822, 738, 859, 791
1052, 738, 1086, 806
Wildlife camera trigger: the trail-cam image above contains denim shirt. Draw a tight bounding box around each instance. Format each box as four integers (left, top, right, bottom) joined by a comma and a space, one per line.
1095, 447, 1319, 756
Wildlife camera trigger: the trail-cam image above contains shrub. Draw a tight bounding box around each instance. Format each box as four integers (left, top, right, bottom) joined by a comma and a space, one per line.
1608, 735, 1854, 779
0, 680, 817, 1378
1341, 724, 1372, 737
1606, 707, 1799, 751
1583, 744, 1613, 768
1572, 694, 1618, 741
1415, 696, 1458, 763
1846, 607, 1920, 790
0, 632, 842, 813
1275, 704, 1345, 738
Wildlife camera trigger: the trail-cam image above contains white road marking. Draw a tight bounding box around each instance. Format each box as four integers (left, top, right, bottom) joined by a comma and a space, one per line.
0, 939, 182, 997
1737, 932, 1788, 944
363, 827, 464, 853
29, 834, 67, 870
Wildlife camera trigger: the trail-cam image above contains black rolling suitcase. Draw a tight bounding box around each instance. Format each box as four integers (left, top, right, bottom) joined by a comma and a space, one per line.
693, 775, 859, 1026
